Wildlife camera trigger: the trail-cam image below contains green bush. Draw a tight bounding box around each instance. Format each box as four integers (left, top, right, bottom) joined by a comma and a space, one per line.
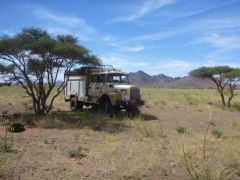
67, 146, 86, 158
177, 126, 187, 134
0, 138, 13, 153
211, 128, 223, 139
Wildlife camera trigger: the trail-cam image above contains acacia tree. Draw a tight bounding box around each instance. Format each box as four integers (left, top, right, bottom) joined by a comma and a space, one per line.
0, 28, 100, 115
225, 69, 240, 107
190, 66, 240, 107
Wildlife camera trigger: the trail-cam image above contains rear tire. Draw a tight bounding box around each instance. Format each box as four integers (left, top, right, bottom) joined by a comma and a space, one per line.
70, 97, 83, 111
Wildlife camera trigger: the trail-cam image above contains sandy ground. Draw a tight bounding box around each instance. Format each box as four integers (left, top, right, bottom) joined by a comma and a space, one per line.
0, 106, 240, 180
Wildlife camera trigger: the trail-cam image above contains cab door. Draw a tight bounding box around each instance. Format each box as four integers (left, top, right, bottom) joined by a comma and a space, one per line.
96, 74, 106, 97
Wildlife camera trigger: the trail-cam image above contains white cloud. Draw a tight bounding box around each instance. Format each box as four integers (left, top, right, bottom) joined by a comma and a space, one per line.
33, 7, 95, 33
102, 35, 119, 42
47, 27, 93, 41
1, 30, 15, 36
162, 60, 192, 69
195, 33, 240, 50
101, 55, 195, 76
127, 31, 177, 42
120, 46, 145, 52
102, 35, 145, 52
191, 17, 240, 31
130, 59, 196, 76
101, 55, 149, 69
109, 0, 175, 23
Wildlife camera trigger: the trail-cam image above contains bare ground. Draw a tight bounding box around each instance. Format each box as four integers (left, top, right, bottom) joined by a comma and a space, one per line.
1, 105, 240, 180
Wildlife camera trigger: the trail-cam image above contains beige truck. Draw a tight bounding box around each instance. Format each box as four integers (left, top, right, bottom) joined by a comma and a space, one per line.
64, 66, 144, 115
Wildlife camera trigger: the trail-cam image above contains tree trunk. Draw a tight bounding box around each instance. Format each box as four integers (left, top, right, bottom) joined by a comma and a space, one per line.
219, 91, 226, 106
227, 97, 232, 108
32, 97, 47, 115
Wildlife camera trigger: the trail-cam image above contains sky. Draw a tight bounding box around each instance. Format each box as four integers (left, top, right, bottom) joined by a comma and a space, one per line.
0, 0, 240, 77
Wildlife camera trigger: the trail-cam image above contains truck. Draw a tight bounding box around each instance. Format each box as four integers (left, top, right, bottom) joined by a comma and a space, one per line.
64, 65, 144, 115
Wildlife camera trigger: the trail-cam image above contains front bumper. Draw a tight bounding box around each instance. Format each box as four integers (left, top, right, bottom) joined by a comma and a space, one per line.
117, 99, 144, 106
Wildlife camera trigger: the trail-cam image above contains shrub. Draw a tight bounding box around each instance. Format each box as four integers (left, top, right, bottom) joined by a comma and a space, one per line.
43, 139, 48, 144
177, 126, 187, 134
0, 137, 13, 153
0, 120, 13, 153
67, 146, 86, 159
211, 128, 223, 139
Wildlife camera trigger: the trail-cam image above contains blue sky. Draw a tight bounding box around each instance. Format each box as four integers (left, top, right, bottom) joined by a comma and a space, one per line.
0, 0, 240, 77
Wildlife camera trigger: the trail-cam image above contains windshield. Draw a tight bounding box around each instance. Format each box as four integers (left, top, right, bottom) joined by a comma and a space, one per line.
107, 74, 129, 83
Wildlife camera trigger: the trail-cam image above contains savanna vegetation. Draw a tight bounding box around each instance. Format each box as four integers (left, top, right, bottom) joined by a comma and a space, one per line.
0, 86, 240, 179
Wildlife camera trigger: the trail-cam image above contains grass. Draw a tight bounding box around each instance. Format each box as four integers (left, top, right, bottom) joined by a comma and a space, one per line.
135, 121, 154, 140
1, 86, 240, 113
182, 117, 240, 180
141, 88, 240, 110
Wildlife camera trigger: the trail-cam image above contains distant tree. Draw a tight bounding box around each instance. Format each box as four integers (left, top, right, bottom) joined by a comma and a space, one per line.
225, 69, 240, 107
0, 27, 100, 115
190, 66, 240, 107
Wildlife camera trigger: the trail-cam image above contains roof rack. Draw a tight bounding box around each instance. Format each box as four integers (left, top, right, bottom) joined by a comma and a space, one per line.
64, 65, 121, 75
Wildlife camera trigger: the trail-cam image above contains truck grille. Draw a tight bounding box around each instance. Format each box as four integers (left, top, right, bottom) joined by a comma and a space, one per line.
130, 87, 140, 100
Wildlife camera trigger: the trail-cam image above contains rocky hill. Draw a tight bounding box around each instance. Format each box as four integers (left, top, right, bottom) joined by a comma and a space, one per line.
129, 70, 215, 88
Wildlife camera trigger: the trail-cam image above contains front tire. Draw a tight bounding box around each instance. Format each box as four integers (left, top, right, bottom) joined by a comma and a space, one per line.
99, 98, 113, 117
70, 97, 83, 111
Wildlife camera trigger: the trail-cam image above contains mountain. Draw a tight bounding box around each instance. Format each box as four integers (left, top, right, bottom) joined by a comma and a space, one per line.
129, 70, 215, 88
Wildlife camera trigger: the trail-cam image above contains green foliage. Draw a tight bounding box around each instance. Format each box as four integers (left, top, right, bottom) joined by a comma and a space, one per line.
67, 146, 85, 158
177, 126, 187, 134
43, 139, 48, 144
211, 128, 223, 139
189, 66, 234, 78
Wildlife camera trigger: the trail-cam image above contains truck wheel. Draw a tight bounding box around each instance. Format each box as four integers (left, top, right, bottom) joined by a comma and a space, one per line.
100, 98, 113, 117
70, 97, 83, 111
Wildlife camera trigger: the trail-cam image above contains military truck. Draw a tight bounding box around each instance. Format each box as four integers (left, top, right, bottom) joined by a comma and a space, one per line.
64, 65, 144, 115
